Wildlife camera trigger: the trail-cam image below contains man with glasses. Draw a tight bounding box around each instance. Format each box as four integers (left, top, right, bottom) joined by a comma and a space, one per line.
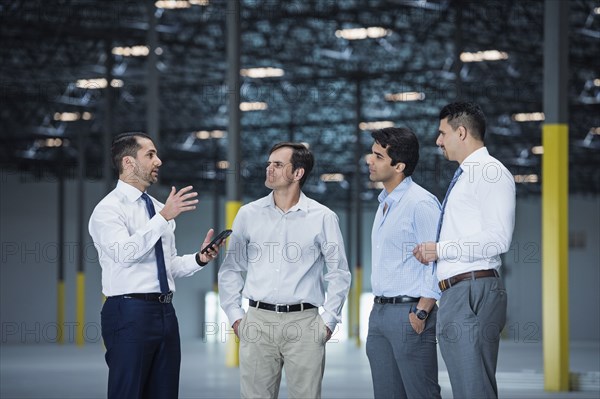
218, 142, 351, 399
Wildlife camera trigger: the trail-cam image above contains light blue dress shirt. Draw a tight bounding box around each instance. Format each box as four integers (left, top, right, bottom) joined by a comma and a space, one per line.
371, 176, 441, 299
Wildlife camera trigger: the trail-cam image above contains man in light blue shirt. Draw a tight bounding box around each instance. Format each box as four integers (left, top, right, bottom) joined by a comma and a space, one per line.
366, 127, 441, 399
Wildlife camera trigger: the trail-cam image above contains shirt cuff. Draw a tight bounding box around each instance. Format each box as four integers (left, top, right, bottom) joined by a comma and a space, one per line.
226, 308, 246, 326
320, 313, 338, 333
421, 288, 441, 301
195, 252, 208, 266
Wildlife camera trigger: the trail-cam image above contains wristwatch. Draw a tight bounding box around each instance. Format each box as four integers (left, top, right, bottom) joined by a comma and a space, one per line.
412, 307, 429, 321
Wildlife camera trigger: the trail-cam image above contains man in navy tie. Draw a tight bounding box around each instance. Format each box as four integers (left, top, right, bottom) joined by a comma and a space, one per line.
89, 132, 222, 399
414, 102, 516, 398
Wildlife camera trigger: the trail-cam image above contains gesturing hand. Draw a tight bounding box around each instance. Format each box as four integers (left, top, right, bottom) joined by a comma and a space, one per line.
159, 186, 198, 221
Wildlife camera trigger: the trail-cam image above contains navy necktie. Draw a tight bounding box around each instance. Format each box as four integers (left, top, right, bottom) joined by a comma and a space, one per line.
141, 193, 169, 294
432, 167, 463, 274
436, 166, 463, 242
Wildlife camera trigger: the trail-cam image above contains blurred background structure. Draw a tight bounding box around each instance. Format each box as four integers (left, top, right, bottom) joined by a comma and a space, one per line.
1, 1, 599, 398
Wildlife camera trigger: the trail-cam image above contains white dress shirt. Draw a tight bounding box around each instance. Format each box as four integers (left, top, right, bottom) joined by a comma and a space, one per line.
88, 180, 203, 296
372, 177, 441, 299
436, 147, 516, 281
218, 192, 352, 331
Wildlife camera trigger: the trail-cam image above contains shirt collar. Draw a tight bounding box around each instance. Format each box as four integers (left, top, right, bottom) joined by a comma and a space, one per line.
260, 191, 308, 213
461, 146, 489, 168
377, 176, 413, 205
116, 179, 145, 202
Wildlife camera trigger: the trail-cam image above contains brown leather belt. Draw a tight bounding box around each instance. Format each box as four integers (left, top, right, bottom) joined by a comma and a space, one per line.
438, 269, 499, 292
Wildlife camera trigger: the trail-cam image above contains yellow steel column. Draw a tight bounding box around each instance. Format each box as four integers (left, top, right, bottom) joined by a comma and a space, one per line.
542, 124, 569, 390
57, 281, 65, 344
542, 0, 570, 391
225, 200, 242, 367
76, 272, 85, 346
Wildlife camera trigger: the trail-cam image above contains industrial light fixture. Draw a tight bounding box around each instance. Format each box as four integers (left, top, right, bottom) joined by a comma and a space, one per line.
594, 78, 600, 87
240, 102, 268, 111
217, 161, 229, 169
155, 0, 208, 9
460, 50, 509, 62
384, 92, 426, 102
335, 27, 390, 40
320, 173, 345, 182
240, 67, 285, 78
531, 146, 544, 155
514, 174, 539, 184
512, 112, 545, 122
359, 121, 394, 131
112, 46, 149, 57
76, 78, 123, 89
42, 138, 65, 148
195, 130, 225, 139
156, 0, 190, 8
53, 112, 93, 122
594, 7, 600, 15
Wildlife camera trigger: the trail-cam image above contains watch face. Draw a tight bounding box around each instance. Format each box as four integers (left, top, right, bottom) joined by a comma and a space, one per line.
416, 310, 428, 320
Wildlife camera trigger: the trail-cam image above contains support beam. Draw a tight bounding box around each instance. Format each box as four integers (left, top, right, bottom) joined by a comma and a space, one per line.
351, 80, 363, 347
146, 2, 159, 142
225, 0, 242, 369
103, 39, 114, 193
542, 0, 569, 392
76, 127, 86, 347
57, 152, 65, 344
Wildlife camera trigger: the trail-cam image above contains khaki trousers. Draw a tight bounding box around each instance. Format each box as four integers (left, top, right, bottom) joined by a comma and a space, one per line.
239, 307, 328, 399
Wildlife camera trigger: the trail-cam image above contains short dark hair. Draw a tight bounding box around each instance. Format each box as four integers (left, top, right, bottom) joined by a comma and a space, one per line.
268, 142, 314, 187
111, 132, 154, 174
371, 127, 420, 177
439, 101, 486, 142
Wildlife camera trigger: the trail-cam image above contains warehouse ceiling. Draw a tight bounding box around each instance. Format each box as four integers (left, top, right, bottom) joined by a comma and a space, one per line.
1, 0, 599, 204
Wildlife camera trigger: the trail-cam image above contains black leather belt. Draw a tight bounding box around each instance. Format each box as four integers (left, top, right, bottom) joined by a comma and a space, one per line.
249, 299, 316, 313
374, 295, 419, 304
439, 269, 499, 292
111, 292, 174, 304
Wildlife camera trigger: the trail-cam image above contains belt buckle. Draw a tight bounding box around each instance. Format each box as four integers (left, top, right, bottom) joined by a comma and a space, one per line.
159, 292, 173, 304
275, 304, 289, 313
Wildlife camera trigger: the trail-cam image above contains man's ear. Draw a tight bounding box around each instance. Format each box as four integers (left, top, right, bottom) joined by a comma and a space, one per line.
395, 162, 406, 174
122, 156, 134, 171
294, 167, 305, 182
458, 125, 468, 140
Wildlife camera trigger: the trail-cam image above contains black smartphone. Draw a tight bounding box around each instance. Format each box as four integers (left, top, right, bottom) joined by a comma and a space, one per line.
200, 229, 233, 254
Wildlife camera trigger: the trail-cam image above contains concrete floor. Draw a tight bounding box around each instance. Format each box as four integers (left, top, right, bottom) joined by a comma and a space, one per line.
1, 339, 598, 398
